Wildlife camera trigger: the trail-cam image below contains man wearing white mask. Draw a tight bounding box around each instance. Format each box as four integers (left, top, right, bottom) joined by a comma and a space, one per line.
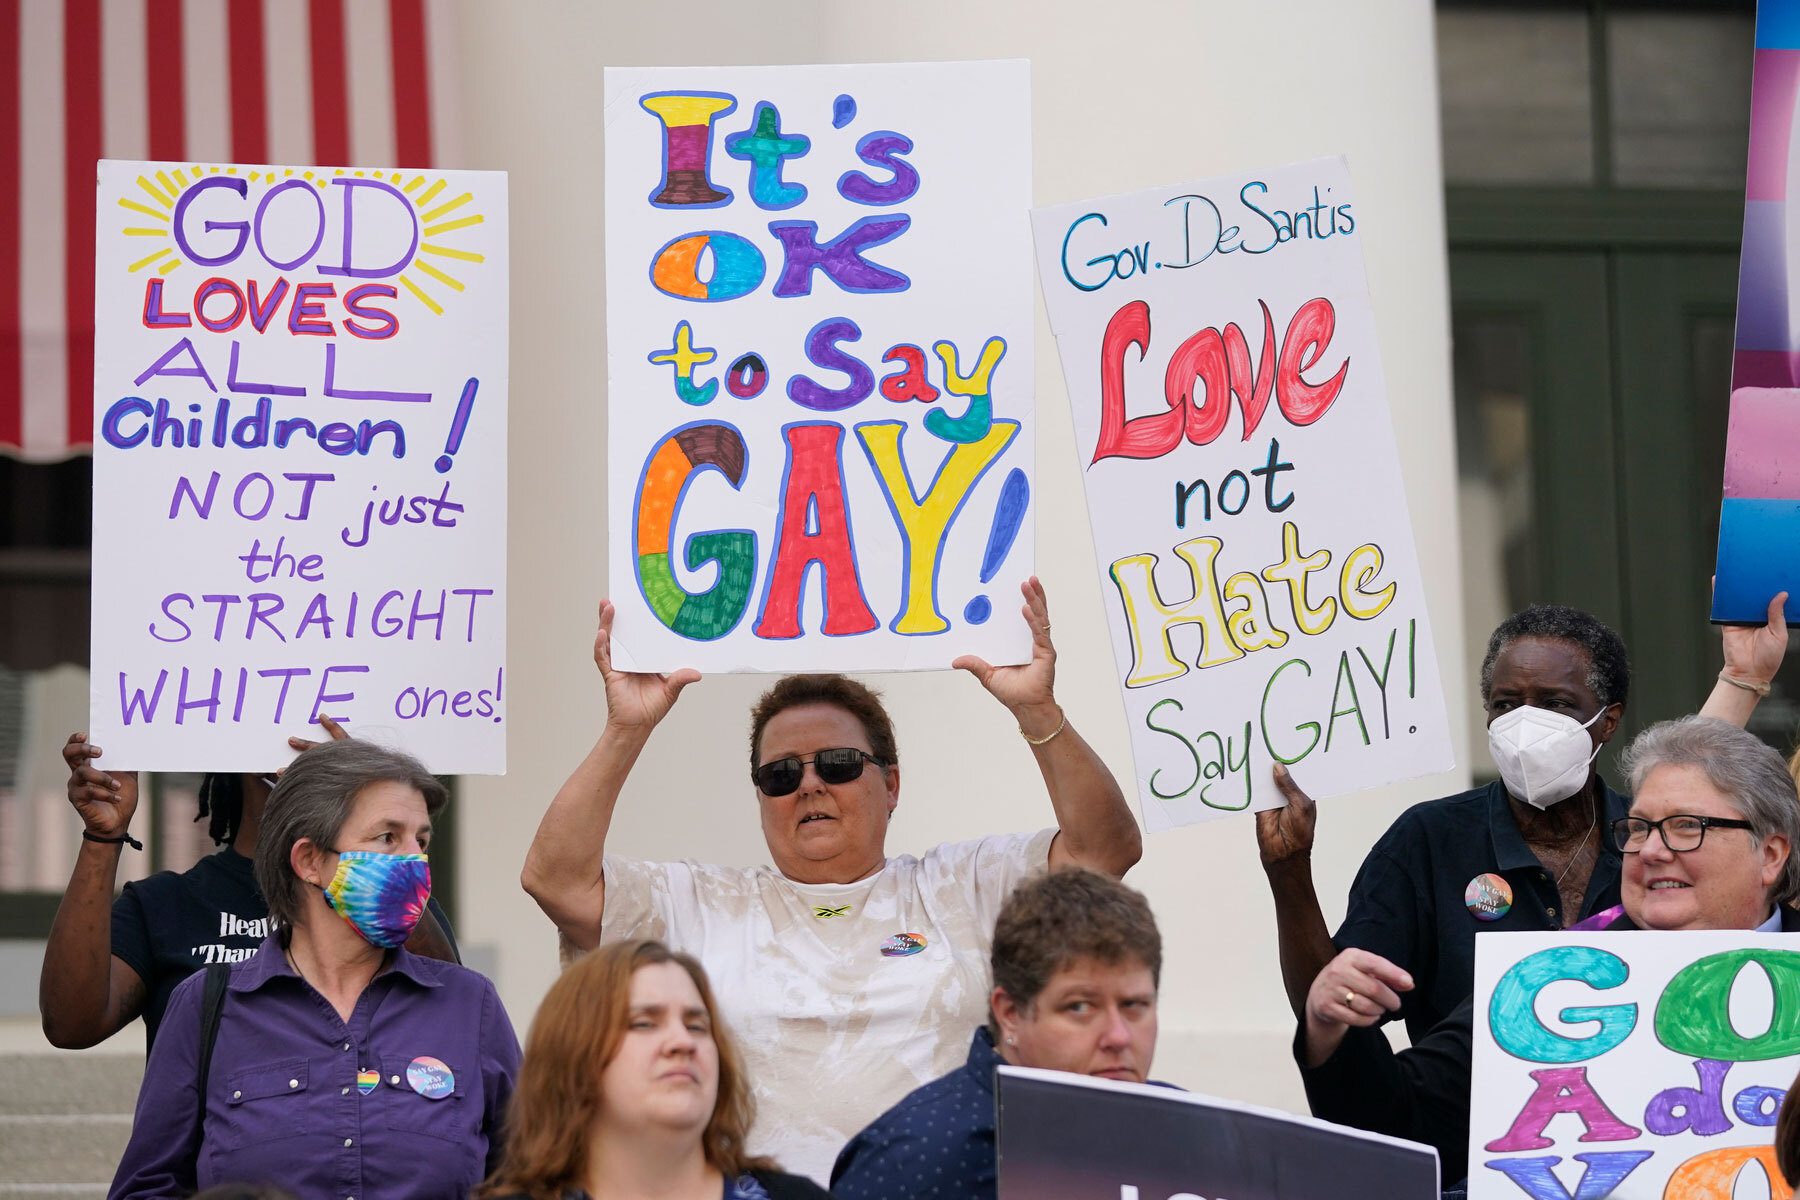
1254, 598, 1787, 1042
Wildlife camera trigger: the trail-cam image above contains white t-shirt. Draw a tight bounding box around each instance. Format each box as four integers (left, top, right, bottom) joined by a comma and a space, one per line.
598, 829, 1056, 1183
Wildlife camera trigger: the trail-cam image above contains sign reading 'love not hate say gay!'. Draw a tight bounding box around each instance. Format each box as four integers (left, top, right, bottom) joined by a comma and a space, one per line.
603, 62, 1036, 673
1030, 157, 1452, 830
90, 160, 509, 773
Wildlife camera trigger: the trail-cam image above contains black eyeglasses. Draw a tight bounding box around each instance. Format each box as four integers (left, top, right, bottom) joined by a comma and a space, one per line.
1611, 815, 1756, 853
752, 748, 887, 797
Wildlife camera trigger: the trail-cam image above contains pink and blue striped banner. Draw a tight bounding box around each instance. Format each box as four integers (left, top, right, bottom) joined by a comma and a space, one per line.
1716, 0, 1800, 622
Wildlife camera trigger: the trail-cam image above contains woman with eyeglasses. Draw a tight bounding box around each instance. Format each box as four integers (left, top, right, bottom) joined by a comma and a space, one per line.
1293, 715, 1798, 1187
523, 581, 1140, 1181
1255, 598, 1785, 1046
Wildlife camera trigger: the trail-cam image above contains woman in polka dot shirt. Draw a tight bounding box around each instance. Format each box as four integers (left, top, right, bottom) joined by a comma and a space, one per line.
831, 869, 1169, 1200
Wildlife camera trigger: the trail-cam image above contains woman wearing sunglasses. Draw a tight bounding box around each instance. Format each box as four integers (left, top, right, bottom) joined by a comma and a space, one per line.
523, 579, 1140, 1182
1294, 715, 1798, 1186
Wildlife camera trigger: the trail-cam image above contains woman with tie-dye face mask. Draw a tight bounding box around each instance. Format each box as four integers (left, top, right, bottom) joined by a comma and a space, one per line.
41, 720, 461, 1057
109, 740, 521, 1200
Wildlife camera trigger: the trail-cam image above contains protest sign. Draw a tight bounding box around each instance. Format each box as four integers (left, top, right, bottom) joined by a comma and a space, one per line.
1470, 931, 1797, 1199
996, 1066, 1439, 1199
603, 63, 1034, 673
1029, 158, 1452, 829
1714, 2, 1800, 624
90, 160, 508, 772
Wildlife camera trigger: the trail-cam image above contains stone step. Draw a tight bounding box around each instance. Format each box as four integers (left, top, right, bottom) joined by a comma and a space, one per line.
0, 1052, 140, 1192
0, 1115, 129, 1187
0, 1056, 141, 1116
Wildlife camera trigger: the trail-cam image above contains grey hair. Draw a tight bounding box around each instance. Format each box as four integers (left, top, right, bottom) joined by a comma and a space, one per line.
1480, 604, 1630, 709
1621, 716, 1800, 907
254, 739, 448, 931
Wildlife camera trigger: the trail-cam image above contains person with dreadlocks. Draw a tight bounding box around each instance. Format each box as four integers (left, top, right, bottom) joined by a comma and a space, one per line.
39, 718, 460, 1051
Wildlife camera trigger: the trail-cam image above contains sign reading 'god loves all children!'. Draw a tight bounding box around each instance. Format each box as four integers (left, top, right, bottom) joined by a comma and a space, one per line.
1031, 159, 1452, 829
1470, 932, 1797, 1200
90, 161, 509, 773
603, 63, 1035, 672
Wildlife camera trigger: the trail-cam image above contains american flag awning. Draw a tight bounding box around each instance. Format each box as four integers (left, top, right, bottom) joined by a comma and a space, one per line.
0, 0, 456, 462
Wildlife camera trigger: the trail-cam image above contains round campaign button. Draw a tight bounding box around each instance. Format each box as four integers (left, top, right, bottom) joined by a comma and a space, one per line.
1465, 873, 1513, 921
405, 1056, 455, 1101
878, 932, 927, 958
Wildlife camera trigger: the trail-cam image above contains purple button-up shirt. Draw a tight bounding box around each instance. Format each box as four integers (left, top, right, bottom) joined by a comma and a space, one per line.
110, 933, 520, 1200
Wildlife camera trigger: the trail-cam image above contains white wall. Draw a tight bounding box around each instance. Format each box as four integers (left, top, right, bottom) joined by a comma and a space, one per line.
449, 0, 1469, 1113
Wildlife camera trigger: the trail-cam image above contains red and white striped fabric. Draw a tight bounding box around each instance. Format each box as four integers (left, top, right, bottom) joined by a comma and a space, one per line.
0, 0, 458, 462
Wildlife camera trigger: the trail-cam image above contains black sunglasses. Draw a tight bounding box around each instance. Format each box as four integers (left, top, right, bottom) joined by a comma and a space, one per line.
752, 747, 888, 797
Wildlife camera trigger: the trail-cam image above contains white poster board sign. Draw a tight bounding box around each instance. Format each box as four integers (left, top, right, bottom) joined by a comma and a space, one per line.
603, 62, 1034, 673
1030, 158, 1452, 829
90, 160, 509, 773
1470, 930, 1797, 1199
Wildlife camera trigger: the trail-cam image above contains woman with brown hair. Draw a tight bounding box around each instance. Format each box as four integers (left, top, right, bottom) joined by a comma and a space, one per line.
1779, 1065, 1799, 1200
109, 739, 516, 1200
483, 939, 832, 1200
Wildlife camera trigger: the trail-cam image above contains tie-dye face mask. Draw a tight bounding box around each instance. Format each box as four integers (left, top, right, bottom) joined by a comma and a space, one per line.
322, 851, 430, 948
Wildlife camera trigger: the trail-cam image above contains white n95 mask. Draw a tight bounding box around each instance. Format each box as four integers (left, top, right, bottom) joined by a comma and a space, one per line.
1487, 705, 1606, 810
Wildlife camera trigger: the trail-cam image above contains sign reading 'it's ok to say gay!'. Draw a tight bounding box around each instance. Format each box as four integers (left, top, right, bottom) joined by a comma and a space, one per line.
603, 62, 1035, 673
90, 160, 509, 773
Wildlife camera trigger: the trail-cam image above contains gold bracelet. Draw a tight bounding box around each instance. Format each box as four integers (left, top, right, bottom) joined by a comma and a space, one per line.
1719, 670, 1773, 697
1021, 708, 1067, 746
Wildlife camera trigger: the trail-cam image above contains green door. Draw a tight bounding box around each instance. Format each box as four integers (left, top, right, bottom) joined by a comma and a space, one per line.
1451, 245, 1794, 768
